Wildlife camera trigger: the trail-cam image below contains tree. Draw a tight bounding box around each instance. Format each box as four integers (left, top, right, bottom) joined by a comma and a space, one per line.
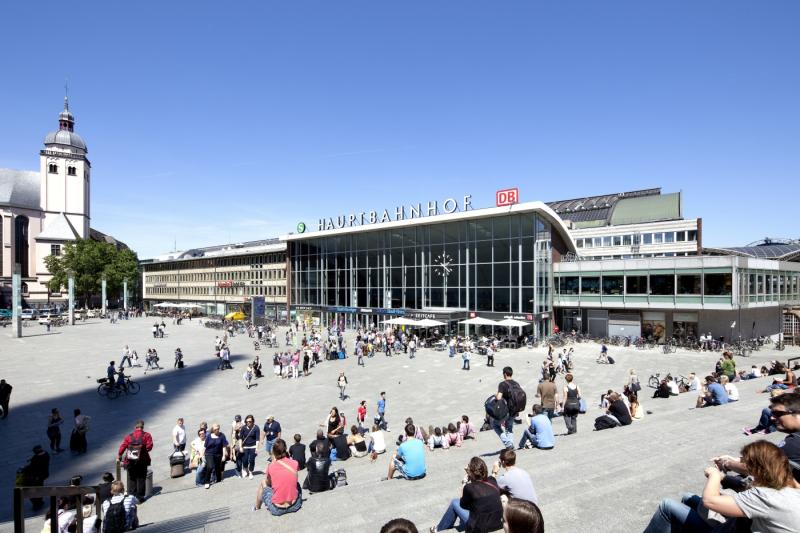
44, 239, 139, 306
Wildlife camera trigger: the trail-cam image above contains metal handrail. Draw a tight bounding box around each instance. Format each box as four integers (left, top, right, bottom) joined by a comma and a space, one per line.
14, 484, 102, 533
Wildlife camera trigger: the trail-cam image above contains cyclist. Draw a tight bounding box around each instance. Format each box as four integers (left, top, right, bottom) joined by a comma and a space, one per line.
115, 368, 129, 394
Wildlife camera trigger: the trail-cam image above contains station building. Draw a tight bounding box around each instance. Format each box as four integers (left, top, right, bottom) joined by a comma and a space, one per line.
140, 239, 288, 318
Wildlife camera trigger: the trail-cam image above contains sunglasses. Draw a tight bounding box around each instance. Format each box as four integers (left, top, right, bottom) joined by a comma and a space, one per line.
770, 410, 799, 419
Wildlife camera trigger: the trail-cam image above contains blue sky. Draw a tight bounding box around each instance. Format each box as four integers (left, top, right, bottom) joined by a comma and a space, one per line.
1, 1, 798, 258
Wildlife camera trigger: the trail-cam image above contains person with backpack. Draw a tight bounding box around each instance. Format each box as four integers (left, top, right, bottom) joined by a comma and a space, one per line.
485, 392, 513, 450
117, 420, 154, 502
495, 367, 526, 451
100, 480, 138, 532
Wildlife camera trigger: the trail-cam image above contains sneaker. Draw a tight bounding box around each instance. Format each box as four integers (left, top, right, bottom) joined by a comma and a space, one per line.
380, 476, 390, 482
743, 427, 753, 436
204, 484, 210, 489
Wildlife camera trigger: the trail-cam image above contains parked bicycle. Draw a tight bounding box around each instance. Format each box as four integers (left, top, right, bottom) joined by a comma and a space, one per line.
96, 374, 140, 399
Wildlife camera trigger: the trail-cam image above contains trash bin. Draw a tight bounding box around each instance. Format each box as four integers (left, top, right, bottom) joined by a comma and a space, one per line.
126, 466, 154, 500
170, 452, 186, 478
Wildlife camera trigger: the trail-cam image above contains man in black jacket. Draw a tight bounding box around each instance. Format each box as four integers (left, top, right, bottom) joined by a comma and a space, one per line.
23, 445, 50, 508
304, 442, 335, 493
0, 379, 12, 419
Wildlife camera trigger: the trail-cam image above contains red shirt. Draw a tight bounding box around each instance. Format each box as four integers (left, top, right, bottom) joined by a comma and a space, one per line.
267, 458, 299, 504
357, 405, 366, 423
118, 429, 154, 466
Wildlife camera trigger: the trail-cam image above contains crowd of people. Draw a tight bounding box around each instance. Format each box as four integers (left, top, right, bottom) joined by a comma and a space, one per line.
10, 316, 800, 533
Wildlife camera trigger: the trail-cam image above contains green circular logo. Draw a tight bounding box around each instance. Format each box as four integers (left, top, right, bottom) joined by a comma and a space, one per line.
296, 222, 306, 234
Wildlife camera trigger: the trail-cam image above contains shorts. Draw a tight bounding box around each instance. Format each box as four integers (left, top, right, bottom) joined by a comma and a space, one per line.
393, 458, 425, 480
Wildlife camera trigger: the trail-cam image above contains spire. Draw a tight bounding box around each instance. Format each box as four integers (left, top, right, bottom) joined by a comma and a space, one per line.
58, 82, 75, 132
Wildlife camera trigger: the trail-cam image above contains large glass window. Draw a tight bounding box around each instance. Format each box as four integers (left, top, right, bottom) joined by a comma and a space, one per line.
559, 276, 579, 295
704, 273, 732, 295
602, 276, 623, 295
642, 234, 652, 245
650, 274, 674, 295
581, 277, 600, 294
626, 275, 648, 294
677, 274, 701, 294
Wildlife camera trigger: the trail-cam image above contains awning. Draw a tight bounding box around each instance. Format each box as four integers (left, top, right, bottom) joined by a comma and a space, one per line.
459, 317, 500, 326
384, 317, 421, 326
415, 319, 447, 327
495, 318, 530, 327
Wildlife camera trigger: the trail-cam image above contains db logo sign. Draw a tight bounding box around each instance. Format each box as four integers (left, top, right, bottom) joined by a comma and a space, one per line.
496, 188, 519, 207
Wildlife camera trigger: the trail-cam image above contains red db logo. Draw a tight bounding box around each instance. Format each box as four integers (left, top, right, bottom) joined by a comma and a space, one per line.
496, 188, 519, 207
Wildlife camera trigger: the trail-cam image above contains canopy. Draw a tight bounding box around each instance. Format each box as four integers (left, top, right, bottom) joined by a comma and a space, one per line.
459, 317, 499, 326
225, 311, 247, 321
384, 317, 420, 326
496, 318, 530, 327
416, 318, 446, 327
153, 302, 177, 308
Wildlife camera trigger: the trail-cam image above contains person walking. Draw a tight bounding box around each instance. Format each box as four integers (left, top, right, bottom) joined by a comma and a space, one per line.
202, 423, 228, 489
174, 348, 183, 368
0, 379, 12, 419
120, 346, 133, 368
377, 391, 388, 431
338, 372, 348, 401
561, 373, 582, 435
46, 408, 65, 453
238, 415, 260, 479
261, 416, 282, 460
462, 350, 471, 371
117, 420, 154, 502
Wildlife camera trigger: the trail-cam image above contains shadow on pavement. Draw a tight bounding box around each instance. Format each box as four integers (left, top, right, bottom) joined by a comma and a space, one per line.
0, 353, 249, 524
138, 506, 230, 532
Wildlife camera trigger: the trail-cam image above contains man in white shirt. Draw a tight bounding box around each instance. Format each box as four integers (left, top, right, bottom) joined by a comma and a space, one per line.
172, 418, 186, 451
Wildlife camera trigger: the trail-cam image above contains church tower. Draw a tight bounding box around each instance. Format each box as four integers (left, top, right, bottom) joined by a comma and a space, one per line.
39, 95, 90, 238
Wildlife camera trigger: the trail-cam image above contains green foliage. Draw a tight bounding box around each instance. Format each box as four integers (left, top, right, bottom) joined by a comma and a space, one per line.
44, 239, 138, 302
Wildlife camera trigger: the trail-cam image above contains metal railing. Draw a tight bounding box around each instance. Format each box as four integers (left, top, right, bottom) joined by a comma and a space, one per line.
14, 484, 102, 533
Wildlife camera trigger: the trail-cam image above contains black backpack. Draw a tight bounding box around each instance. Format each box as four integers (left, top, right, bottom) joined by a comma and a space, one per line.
484, 395, 509, 421
103, 499, 127, 533
505, 381, 527, 415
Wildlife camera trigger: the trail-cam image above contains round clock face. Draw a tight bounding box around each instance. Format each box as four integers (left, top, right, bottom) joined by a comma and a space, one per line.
296, 222, 306, 234
434, 253, 453, 277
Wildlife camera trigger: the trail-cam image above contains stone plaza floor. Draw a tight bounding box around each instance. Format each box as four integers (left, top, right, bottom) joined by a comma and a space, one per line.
1, 317, 796, 532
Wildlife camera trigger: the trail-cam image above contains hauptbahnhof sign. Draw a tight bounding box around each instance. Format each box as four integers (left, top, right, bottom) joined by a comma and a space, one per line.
315, 194, 474, 232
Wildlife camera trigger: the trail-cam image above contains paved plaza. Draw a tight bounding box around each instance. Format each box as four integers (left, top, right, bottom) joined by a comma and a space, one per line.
1, 318, 796, 532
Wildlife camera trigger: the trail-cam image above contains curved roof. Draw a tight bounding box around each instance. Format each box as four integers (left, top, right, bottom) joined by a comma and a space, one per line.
546, 187, 682, 228
44, 129, 87, 152
704, 243, 800, 262
0, 168, 41, 210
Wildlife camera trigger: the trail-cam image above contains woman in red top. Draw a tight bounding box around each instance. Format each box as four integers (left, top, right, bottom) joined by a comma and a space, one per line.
357, 401, 367, 434
253, 439, 302, 515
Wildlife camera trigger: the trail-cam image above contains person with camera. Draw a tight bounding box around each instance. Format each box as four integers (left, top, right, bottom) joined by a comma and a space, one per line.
492, 449, 538, 504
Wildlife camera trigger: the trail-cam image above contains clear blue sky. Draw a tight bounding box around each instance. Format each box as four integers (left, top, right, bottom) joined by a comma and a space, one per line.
1, 1, 798, 258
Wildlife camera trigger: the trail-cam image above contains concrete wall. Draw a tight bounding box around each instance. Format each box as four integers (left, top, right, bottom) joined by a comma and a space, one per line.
699, 307, 782, 341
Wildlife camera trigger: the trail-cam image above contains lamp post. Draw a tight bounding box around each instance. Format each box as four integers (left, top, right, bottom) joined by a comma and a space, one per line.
67, 269, 75, 326
101, 276, 107, 316
123, 279, 129, 311
11, 263, 22, 338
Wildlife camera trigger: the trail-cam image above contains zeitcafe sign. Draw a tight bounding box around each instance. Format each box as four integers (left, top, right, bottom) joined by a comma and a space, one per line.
316, 195, 474, 232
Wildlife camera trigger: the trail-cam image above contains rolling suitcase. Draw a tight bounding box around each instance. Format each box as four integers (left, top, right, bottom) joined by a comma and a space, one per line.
170, 451, 186, 478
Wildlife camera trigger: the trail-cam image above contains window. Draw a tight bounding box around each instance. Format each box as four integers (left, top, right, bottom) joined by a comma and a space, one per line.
677, 274, 701, 294
576, 239, 584, 248
603, 236, 612, 247
664, 232, 675, 243
654, 233, 663, 244
613, 236, 622, 246
704, 273, 732, 296
583, 238, 593, 248
676, 231, 686, 242
594, 238, 602, 247
622, 235, 632, 246
48, 164, 58, 173
626, 275, 648, 294
602, 276, 623, 295
642, 234, 652, 245
650, 274, 674, 295
67, 166, 77, 176
581, 277, 600, 294
559, 276, 579, 295
688, 230, 697, 241
50, 244, 61, 257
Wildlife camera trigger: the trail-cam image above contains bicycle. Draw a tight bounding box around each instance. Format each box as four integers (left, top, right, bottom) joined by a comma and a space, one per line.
662, 339, 677, 354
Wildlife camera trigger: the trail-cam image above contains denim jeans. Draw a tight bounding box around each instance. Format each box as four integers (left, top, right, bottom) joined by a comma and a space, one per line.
262, 484, 303, 516
265, 438, 277, 456
436, 498, 470, 530
755, 407, 776, 433
242, 448, 256, 472
492, 417, 514, 449
643, 493, 713, 533
518, 428, 539, 449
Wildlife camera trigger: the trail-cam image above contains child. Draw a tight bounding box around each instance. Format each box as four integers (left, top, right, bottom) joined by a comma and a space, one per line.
243, 365, 253, 389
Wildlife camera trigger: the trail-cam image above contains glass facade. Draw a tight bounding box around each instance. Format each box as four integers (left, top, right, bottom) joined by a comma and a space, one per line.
291, 213, 554, 317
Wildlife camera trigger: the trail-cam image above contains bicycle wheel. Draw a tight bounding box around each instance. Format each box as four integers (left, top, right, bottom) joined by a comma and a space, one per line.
648, 376, 660, 388
127, 381, 140, 394
97, 384, 109, 397
107, 387, 120, 399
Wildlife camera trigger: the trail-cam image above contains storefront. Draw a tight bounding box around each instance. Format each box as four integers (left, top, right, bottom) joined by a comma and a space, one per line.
283, 200, 575, 338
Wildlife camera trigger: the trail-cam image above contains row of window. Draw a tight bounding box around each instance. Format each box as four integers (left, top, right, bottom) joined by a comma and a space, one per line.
743, 272, 800, 297
576, 252, 697, 260
147, 285, 287, 297
47, 164, 78, 176
144, 253, 286, 272
145, 269, 286, 283
557, 273, 733, 296
575, 230, 698, 249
